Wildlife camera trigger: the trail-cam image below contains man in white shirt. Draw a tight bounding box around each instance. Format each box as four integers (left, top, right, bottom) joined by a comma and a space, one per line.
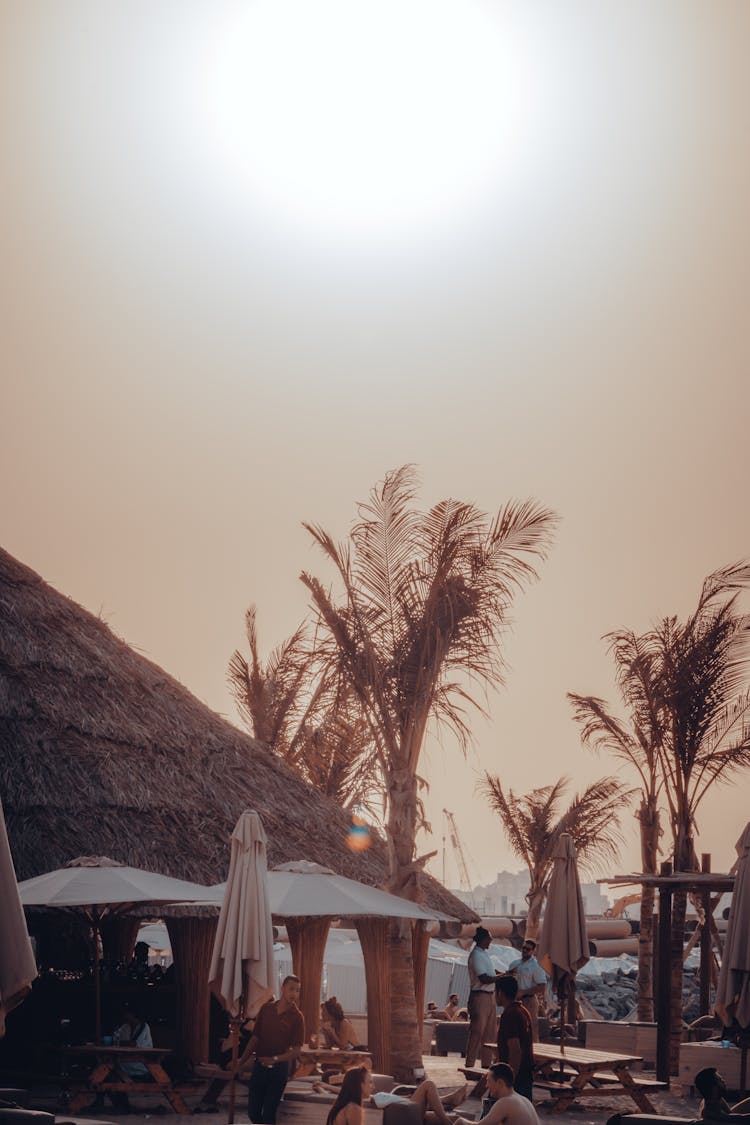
465, 926, 498, 1068
508, 940, 547, 1041
454, 1063, 539, 1125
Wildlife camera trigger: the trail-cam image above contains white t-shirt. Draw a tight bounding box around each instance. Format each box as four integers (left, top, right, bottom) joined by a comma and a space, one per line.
469, 946, 496, 992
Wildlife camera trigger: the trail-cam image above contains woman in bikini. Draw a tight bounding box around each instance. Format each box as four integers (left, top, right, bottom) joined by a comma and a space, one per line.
324, 1064, 466, 1125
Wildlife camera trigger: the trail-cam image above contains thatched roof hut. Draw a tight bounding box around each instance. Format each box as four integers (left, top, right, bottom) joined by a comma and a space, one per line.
0, 545, 474, 920
0, 547, 479, 1066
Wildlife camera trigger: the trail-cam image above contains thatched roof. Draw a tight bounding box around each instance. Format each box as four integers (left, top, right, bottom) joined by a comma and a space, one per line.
0, 547, 477, 923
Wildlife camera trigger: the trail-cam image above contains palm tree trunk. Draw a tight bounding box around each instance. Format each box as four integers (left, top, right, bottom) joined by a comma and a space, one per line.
636, 798, 659, 1021
525, 881, 545, 942
385, 766, 423, 1081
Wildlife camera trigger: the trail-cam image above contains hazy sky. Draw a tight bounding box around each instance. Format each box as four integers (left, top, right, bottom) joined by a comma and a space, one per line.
3, 1, 750, 890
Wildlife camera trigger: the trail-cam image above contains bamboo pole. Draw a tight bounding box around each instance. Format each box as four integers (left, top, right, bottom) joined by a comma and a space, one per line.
656, 862, 673, 1084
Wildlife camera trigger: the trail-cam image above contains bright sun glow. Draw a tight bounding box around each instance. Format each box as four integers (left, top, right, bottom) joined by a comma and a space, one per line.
194, 0, 542, 250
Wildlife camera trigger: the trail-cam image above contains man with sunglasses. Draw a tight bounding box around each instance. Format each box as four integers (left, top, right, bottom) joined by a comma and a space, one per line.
508, 940, 547, 1041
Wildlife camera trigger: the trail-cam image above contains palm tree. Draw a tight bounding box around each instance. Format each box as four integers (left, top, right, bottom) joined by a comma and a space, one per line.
569, 632, 664, 1020
572, 562, 750, 1069
228, 606, 380, 814
647, 563, 750, 1070
479, 775, 633, 940
299, 465, 556, 1078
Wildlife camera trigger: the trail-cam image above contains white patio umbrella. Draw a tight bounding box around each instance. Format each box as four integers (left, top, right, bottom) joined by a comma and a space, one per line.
18, 857, 216, 1041
201, 861, 455, 922
715, 822, 750, 1088
209, 811, 275, 1125
268, 861, 454, 921
538, 833, 589, 1051
0, 797, 37, 1036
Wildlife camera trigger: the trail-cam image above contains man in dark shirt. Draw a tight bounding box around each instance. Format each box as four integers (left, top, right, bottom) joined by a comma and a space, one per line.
238, 975, 306, 1124
496, 976, 534, 1102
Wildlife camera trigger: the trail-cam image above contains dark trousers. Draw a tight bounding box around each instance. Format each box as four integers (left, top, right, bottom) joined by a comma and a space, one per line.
248, 1061, 289, 1124
515, 1076, 533, 1102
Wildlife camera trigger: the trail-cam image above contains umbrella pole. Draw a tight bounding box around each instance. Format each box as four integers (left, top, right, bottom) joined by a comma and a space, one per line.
93, 908, 102, 1044
227, 1010, 243, 1125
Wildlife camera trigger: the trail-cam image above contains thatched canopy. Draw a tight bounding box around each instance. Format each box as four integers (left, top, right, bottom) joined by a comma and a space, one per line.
0, 547, 476, 923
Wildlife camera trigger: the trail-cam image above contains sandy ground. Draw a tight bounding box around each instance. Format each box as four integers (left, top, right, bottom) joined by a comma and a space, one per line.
25, 1055, 702, 1125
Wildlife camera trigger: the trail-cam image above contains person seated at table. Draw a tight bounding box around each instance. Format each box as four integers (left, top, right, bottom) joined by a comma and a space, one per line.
319, 998, 358, 1050
444, 995, 461, 1021
695, 1067, 750, 1120
425, 1001, 449, 1020
323, 1064, 467, 1125
101, 1007, 153, 1112
546, 998, 583, 1039
453, 1064, 539, 1125
115, 1006, 153, 1070
193, 1016, 255, 1113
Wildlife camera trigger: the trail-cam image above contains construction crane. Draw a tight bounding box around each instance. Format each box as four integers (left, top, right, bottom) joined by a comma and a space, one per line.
442, 809, 473, 892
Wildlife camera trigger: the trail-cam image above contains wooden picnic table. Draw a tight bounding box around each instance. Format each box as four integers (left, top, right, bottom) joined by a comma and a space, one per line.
294, 1046, 373, 1077
61, 1044, 189, 1115
532, 1042, 667, 1112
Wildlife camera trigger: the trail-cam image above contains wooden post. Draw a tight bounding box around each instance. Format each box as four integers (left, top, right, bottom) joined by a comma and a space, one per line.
700, 854, 712, 1016
286, 916, 331, 1042
356, 918, 391, 1074
412, 921, 430, 1034
166, 915, 217, 1067
652, 911, 659, 1016
656, 863, 673, 1085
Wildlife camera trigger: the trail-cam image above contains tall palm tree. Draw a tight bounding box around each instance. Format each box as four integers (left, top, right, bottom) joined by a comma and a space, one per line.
569, 632, 664, 1020
228, 606, 380, 814
572, 562, 750, 1069
647, 563, 750, 1070
479, 775, 633, 940
300, 465, 556, 1078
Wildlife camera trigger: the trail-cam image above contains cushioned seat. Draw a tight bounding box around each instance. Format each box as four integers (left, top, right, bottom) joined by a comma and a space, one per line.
434, 1021, 470, 1056
382, 1102, 422, 1125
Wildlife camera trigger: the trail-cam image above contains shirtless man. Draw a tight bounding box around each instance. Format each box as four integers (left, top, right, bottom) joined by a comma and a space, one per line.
695, 1068, 750, 1121
454, 1064, 538, 1125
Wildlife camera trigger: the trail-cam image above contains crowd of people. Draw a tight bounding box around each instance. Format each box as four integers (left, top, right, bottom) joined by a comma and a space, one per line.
195, 926, 553, 1125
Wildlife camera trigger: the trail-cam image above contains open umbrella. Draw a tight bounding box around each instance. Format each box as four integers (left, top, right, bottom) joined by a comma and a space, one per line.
209, 811, 275, 1125
268, 860, 453, 921
715, 821, 750, 1089
0, 797, 37, 1036
538, 833, 589, 1052
18, 857, 215, 1041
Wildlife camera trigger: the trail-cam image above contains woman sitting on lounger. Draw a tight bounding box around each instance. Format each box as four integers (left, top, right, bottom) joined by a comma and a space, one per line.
324, 1065, 467, 1125
320, 998, 358, 1050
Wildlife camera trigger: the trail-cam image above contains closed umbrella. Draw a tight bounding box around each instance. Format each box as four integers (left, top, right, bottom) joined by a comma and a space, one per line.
538, 833, 589, 1050
209, 811, 275, 1125
715, 822, 750, 1089
18, 857, 215, 1041
0, 798, 37, 1036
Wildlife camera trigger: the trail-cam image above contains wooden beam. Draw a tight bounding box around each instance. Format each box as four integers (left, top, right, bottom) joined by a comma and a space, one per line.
700, 854, 712, 1016
656, 861, 673, 1085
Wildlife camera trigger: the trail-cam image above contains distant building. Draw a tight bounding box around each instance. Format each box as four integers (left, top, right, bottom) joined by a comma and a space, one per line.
451, 871, 611, 917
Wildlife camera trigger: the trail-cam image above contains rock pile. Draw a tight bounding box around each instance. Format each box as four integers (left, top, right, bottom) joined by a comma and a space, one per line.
577, 959, 702, 1021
